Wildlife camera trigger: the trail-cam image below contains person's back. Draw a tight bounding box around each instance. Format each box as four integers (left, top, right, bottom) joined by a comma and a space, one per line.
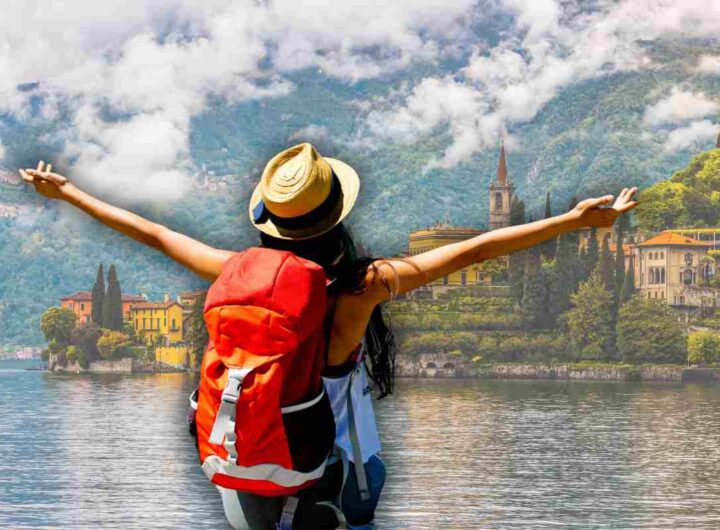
21, 143, 638, 529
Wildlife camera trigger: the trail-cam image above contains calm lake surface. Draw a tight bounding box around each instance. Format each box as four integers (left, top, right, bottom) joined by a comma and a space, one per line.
2, 359, 720, 529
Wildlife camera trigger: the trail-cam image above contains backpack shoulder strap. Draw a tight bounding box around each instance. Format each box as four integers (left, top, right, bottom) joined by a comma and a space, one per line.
323, 279, 338, 367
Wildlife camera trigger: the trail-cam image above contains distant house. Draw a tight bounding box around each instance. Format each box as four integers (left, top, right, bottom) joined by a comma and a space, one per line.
636, 231, 716, 307
60, 291, 147, 325
130, 294, 184, 346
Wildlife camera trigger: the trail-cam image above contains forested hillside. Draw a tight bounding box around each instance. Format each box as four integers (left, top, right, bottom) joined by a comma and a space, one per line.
1, 40, 720, 346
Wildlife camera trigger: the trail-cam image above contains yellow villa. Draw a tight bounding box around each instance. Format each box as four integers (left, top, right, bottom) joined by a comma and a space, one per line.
130, 296, 184, 345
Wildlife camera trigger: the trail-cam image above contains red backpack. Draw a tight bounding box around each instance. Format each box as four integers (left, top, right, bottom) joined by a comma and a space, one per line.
195, 246, 336, 496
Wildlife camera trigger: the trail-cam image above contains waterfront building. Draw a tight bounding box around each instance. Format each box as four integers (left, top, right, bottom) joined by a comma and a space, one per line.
636, 231, 717, 307
130, 294, 184, 346
60, 291, 147, 325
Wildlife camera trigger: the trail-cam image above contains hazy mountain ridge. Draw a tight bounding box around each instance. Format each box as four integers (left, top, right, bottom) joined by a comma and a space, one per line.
1, 40, 720, 346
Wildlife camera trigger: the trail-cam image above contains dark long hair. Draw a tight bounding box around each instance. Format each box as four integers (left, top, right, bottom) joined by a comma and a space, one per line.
259, 223, 396, 398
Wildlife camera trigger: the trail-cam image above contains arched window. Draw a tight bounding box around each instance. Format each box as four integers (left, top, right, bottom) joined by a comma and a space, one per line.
683, 269, 693, 285
494, 192, 503, 210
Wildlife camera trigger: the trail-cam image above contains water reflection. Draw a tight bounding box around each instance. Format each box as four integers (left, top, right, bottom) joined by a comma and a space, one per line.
2, 364, 720, 529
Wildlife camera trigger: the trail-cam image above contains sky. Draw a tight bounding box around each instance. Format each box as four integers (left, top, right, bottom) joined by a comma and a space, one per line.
2, 0, 720, 203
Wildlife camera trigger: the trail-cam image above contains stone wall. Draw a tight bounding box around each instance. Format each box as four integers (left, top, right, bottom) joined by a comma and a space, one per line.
397, 355, 697, 382
87, 358, 135, 373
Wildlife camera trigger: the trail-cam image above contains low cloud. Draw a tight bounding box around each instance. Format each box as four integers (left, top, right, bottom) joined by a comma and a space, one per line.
696, 55, 720, 75
644, 88, 719, 127
662, 120, 720, 152
288, 124, 329, 144
2, 0, 474, 203
364, 0, 720, 169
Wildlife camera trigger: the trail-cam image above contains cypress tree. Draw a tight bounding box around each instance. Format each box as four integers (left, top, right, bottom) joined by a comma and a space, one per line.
508, 195, 527, 304
541, 191, 556, 260
620, 256, 636, 304
91, 264, 105, 325
583, 227, 600, 279
522, 245, 545, 329
102, 265, 124, 331
599, 234, 616, 294
614, 215, 629, 300
551, 231, 577, 320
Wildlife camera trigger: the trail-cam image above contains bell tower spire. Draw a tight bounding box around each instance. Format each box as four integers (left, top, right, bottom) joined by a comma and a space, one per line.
488, 139, 514, 230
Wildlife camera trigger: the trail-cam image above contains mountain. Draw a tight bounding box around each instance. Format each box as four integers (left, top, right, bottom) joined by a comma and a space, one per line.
1, 40, 720, 346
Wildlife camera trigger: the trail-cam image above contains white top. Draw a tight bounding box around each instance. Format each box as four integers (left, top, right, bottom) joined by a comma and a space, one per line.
322, 336, 382, 463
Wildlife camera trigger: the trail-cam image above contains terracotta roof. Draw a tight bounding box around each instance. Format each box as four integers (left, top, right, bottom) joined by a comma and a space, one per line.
61, 291, 147, 302
130, 301, 180, 310
122, 294, 148, 302
638, 231, 712, 247
60, 291, 92, 301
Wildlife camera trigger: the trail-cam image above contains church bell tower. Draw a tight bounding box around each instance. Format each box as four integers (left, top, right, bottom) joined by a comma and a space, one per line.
488, 142, 514, 230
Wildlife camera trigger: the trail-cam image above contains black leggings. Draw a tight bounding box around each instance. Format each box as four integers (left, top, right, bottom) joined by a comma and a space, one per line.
236, 460, 344, 530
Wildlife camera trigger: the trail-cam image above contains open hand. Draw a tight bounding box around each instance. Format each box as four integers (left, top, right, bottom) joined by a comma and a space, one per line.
19, 161, 71, 201
572, 187, 639, 229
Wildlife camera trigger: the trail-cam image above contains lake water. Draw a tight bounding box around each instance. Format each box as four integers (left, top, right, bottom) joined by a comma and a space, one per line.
2, 359, 720, 529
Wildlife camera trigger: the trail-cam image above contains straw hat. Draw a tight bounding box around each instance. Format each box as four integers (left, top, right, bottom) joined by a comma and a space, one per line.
248, 142, 360, 240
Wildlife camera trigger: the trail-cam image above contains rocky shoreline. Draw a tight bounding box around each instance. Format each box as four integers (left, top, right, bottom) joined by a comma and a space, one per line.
396, 355, 718, 383
48, 355, 189, 374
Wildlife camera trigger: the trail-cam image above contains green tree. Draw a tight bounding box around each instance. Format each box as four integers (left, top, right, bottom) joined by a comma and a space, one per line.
551, 231, 579, 321
619, 256, 635, 304
508, 195, 527, 304
565, 270, 615, 360
688, 330, 720, 364
70, 322, 103, 367
598, 234, 616, 294
91, 263, 105, 325
102, 264, 124, 331
97, 330, 131, 359
614, 215, 628, 300
541, 191, 556, 260
521, 245, 546, 329
40, 307, 77, 347
185, 293, 209, 369
583, 227, 600, 280
616, 295, 686, 364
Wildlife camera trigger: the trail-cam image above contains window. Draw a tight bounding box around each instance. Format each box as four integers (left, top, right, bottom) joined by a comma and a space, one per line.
461, 271, 467, 286
80, 303, 85, 310
443, 276, 448, 286
660, 252, 664, 259
156, 318, 161, 328
660, 268, 665, 283
685, 252, 693, 265
143, 318, 147, 327
172, 318, 176, 330
164, 318, 167, 327
494, 192, 503, 210
683, 269, 693, 285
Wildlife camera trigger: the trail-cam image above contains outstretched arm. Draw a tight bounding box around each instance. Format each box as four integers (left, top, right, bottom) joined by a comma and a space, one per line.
20, 161, 235, 282
363, 188, 639, 302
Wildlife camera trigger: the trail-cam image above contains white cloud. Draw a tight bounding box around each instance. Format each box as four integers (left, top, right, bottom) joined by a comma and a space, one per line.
644, 88, 719, 127
663, 120, 720, 152
288, 124, 329, 144
365, 0, 720, 169
1, 0, 475, 202
0, 138, 5, 162
696, 55, 720, 75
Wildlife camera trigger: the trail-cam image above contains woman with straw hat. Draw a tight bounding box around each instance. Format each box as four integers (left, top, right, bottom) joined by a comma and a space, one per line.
20, 143, 638, 528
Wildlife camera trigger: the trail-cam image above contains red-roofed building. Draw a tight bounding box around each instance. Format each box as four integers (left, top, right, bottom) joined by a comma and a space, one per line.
60, 291, 148, 325
129, 294, 184, 345
636, 231, 716, 306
